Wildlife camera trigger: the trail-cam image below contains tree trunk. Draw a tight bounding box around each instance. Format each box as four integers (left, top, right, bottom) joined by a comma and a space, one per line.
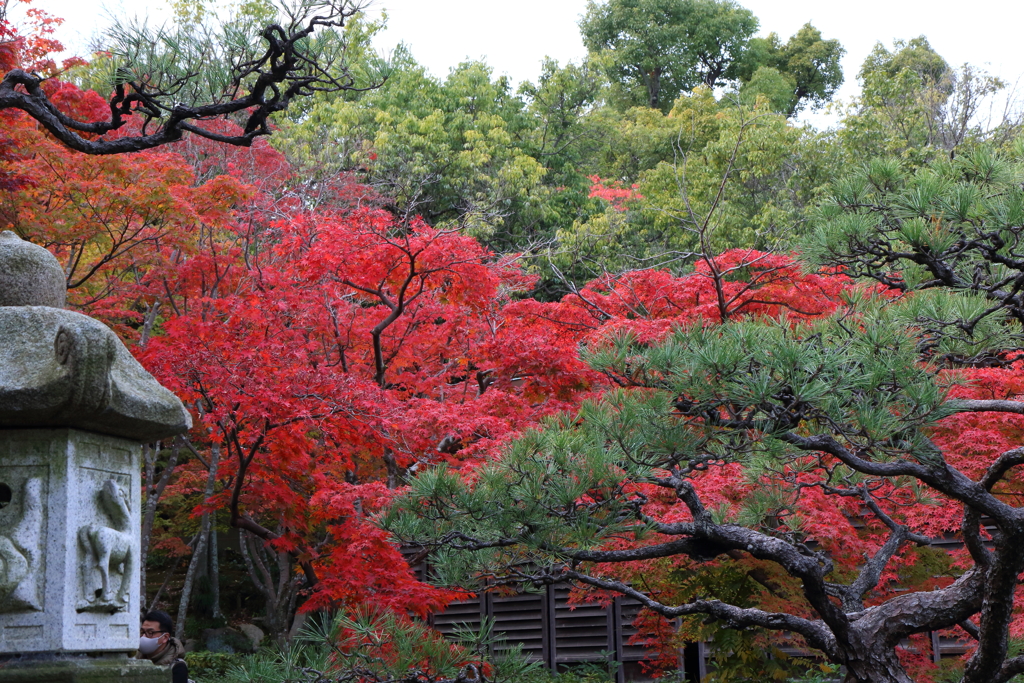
209, 515, 222, 621
842, 655, 914, 683
174, 443, 220, 641
140, 439, 181, 599
176, 523, 208, 641
238, 529, 300, 644
383, 449, 404, 489
841, 632, 915, 683
646, 66, 662, 109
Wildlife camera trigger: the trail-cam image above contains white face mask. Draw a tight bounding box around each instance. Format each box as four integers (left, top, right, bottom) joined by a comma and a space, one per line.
138, 635, 165, 655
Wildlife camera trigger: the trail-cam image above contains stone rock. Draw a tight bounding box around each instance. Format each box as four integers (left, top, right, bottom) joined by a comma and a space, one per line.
202, 627, 254, 654
0, 307, 192, 441
238, 623, 264, 649
0, 231, 66, 308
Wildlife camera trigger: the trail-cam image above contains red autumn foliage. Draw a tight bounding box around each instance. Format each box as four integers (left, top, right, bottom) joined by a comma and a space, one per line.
589, 175, 642, 210
135, 199, 599, 615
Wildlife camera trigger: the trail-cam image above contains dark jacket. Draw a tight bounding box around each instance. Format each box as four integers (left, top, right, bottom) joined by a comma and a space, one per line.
137, 637, 189, 683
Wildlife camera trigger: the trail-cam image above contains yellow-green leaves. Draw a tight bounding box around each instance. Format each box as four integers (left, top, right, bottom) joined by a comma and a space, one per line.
275, 60, 547, 245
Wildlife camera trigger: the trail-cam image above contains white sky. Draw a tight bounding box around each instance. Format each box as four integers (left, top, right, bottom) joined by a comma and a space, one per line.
12, 0, 1024, 128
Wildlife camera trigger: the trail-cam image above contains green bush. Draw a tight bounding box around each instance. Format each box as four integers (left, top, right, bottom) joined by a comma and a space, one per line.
523, 664, 616, 683
184, 650, 247, 681
186, 616, 622, 683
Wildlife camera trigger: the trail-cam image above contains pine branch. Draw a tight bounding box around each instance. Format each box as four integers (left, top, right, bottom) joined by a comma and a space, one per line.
0, 1, 380, 155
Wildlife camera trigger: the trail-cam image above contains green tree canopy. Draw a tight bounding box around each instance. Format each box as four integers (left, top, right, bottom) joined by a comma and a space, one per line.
836, 37, 1018, 164
552, 90, 828, 280
735, 22, 845, 116
275, 57, 549, 247
861, 35, 951, 88
579, 0, 758, 111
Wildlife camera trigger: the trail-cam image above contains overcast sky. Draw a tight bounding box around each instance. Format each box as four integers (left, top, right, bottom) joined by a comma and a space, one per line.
13, 0, 1024, 127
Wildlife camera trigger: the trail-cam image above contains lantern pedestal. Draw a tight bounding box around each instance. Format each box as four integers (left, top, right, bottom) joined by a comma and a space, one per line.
0, 655, 169, 682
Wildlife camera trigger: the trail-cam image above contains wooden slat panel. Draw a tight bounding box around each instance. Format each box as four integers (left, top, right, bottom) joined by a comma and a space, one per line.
432, 597, 483, 639
491, 592, 546, 660
552, 586, 613, 663
399, 546, 427, 583
618, 599, 648, 661
935, 633, 970, 657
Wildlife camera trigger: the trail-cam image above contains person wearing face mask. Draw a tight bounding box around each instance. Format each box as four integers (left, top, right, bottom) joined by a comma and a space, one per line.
137, 610, 189, 683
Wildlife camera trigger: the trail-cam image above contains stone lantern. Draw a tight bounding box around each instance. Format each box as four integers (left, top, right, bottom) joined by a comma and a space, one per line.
0, 231, 192, 681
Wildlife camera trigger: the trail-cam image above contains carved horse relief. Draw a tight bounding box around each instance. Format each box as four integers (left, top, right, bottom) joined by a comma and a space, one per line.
77, 478, 133, 613
0, 477, 45, 613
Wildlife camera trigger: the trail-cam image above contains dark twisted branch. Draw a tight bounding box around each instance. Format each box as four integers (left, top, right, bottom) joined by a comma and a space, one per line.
830, 488, 932, 613
778, 431, 1024, 526
0, 1, 378, 155
948, 399, 1024, 417
556, 568, 841, 659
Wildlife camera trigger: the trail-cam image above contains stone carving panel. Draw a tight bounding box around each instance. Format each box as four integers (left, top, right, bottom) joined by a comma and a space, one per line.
76, 474, 133, 614
0, 467, 46, 613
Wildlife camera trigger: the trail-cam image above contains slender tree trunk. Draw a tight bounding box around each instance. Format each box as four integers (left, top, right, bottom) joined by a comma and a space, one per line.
141, 438, 181, 599
175, 443, 220, 641
209, 514, 222, 621
383, 449, 403, 489
176, 525, 208, 641
647, 66, 662, 109
139, 298, 162, 347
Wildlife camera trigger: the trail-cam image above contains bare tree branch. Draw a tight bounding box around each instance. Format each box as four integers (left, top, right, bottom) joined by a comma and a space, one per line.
0, 1, 381, 154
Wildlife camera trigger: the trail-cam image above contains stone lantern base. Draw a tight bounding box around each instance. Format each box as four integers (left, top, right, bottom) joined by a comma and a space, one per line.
0, 655, 169, 682
0, 429, 142, 655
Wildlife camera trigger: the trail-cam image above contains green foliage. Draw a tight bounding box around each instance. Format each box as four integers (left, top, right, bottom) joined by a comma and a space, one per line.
669, 564, 819, 681
274, 57, 548, 248
260, 7, 851, 289
804, 145, 1024, 331
836, 37, 1017, 164
734, 23, 845, 116
579, 2, 842, 116
518, 57, 606, 172
896, 544, 956, 586
786, 671, 842, 683
860, 36, 950, 87
739, 67, 796, 114
214, 610, 543, 683
586, 104, 686, 183
517, 58, 610, 261
185, 650, 249, 680
553, 92, 817, 278
580, 0, 758, 111
635, 92, 800, 245
698, 629, 832, 682
527, 664, 616, 683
